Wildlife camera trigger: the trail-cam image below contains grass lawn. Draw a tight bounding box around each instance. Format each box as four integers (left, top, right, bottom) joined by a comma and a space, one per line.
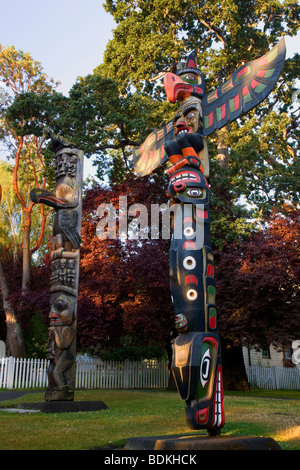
0, 389, 299, 450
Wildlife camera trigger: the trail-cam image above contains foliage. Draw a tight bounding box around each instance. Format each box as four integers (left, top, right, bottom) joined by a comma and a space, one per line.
23, 311, 48, 358
77, 173, 174, 360
6, 73, 174, 183
100, 0, 300, 239
2, 181, 298, 359
0, 160, 52, 263
215, 209, 300, 350
102, 0, 299, 83
0, 45, 58, 288
0, 246, 50, 345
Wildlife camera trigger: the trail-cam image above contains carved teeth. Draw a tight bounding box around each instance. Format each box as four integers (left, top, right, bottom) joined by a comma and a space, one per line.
170, 173, 197, 184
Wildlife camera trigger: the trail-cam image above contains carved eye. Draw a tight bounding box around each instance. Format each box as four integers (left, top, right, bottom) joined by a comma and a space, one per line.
183, 226, 194, 237
200, 349, 211, 388
185, 111, 196, 120
186, 188, 203, 197
56, 300, 67, 311
182, 73, 198, 84
187, 289, 198, 301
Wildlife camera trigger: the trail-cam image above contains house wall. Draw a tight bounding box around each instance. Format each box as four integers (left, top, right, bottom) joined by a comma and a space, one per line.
242, 344, 300, 368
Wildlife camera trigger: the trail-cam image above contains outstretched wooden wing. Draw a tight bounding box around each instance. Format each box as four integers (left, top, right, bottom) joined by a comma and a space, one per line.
202, 38, 286, 136
131, 121, 174, 176
132, 38, 285, 175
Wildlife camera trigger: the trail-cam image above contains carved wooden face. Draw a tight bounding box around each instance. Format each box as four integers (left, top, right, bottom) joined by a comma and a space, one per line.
55, 177, 79, 207
173, 100, 202, 138
49, 293, 76, 326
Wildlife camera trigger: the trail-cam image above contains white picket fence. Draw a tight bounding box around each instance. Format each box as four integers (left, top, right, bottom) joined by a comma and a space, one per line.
245, 365, 300, 390
0, 357, 169, 390
1, 357, 299, 391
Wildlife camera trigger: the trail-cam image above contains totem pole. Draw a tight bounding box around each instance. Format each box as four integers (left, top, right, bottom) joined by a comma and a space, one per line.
132, 39, 286, 434
31, 133, 84, 401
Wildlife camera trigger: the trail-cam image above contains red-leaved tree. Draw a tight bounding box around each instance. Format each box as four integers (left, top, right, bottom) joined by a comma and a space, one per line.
215, 209, 300, 353
77, 173, 175, 360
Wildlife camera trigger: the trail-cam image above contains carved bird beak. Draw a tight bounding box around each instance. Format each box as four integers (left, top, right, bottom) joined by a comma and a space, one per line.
30, 188, 66, 209
164, 72, 194, 103
164, 72, 205, 103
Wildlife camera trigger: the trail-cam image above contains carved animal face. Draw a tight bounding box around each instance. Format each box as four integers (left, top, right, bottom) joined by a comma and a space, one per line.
49, 293, 76, 326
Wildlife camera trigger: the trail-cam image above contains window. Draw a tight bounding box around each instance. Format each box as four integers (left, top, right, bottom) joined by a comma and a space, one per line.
261, 348, 270, 358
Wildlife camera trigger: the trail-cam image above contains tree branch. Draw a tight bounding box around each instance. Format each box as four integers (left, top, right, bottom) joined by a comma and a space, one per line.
199, 18, 227, 46
13, 136, 27, 209
95, 139, 140, 151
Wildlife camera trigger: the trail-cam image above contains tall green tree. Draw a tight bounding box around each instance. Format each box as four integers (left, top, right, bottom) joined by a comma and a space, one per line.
0, 45, 58, 356
99, 0, 299, 229
97, 0, 299, 386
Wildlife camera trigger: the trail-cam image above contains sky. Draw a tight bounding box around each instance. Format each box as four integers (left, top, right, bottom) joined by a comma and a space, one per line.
0, 0, 299, 178
0, 0, 116, 95
1, 0, 116, 177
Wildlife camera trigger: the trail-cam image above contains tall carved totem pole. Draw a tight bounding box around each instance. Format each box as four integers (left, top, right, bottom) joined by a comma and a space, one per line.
132, 39, 285, 434
31, 133, 84, 401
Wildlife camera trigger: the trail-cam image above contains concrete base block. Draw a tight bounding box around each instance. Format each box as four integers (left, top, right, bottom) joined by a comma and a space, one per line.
125, 433, 281, 450
17, 401, 108, 413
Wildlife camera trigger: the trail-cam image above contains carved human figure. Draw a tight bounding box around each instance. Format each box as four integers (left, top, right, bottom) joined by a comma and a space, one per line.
46, 293, 77, 394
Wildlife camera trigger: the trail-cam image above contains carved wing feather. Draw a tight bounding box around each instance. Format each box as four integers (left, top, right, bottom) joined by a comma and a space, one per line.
131, 121, 174, 176
202, 38, 286, 136
131, 39, 285, 175
58, 210, 81, 249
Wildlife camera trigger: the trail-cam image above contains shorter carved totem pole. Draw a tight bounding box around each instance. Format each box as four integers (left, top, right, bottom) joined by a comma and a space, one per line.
132, 39, 285, 434
31, 133, 84, 401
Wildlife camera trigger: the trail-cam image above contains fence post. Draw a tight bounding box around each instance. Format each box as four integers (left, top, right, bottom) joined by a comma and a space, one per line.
272, 365, 278, 389
7, 356, 15, 389
123, 359, 129, 388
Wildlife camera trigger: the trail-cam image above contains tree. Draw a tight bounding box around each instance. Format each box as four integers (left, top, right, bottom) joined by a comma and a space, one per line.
77, 173, 174, 360
0, 45, 59, 291
215, 209, 300, 354
97, 0, 299, 388
100, 0, 299, 224
0, 243, 51, 357
0, 45, 58, 356
0, 253, 26, 357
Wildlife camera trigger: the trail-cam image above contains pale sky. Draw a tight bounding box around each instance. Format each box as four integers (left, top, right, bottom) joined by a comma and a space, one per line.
0, 0, 116, 95
0, 0, 299, 178
1, 0, 299, 95
0, 0, 116, 177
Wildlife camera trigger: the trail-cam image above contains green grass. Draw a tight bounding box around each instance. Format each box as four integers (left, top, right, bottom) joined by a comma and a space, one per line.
0, 389, 299, 450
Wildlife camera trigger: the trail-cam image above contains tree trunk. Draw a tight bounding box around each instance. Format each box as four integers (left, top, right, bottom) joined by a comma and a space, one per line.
166, 340, 177, 390
215, 125, 250, 391
22, 211, 31, 292
216, 125, 229, 170
0, 259, 26, 357
221, 339, 249, 391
